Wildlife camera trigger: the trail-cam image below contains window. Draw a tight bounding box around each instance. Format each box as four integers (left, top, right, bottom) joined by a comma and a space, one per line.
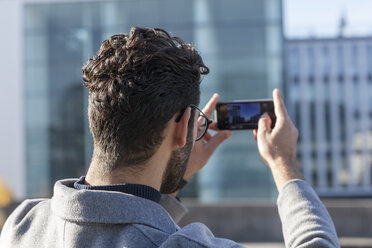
350, 45, 358, 76
289, 47, 300, 77
366, 45, 372, 74
325, 102, 331, 142
307, 46, 315, 77
337, 45, 344, 76
321, 46, 329, 76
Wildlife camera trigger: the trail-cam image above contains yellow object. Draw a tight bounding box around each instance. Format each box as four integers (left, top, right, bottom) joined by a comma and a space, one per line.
0, 179, 12, 207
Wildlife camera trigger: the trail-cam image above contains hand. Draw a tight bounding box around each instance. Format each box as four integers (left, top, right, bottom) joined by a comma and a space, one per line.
253, 89, 303, 191
184, 93, 232, 180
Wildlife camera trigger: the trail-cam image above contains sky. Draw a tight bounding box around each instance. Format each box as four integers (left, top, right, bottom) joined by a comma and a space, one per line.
228, 103, 260, 120
284, 0, 372, 38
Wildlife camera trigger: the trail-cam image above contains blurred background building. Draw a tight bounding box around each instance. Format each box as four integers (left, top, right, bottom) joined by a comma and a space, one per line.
286, 33, 372, 197
0, 0, 283, 201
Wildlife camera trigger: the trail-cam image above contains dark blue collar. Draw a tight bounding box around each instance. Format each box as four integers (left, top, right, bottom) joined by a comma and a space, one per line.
73, 176, 161, 203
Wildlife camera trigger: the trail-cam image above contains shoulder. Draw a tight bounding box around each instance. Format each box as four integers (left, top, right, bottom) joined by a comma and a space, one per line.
0, 199, 50, 242
160, 222, 242, 248
7, 199, 49, 225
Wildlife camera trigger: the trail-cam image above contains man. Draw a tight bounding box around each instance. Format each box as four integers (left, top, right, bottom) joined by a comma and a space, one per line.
0, 27, 339, 247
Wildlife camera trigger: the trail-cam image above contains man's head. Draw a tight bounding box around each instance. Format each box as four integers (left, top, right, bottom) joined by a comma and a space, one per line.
82, 27, 209, 191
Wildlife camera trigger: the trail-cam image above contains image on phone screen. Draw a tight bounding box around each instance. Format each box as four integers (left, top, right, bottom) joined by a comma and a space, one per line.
215, 100, 275, 130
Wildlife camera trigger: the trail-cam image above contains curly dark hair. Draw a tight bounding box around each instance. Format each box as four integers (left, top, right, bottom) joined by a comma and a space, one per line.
82, 27, 209, 171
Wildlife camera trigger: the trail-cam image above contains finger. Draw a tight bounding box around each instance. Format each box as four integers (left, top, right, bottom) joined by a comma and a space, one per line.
253, 129, 258, 141
208, 121, 218, 131
257, 113, 272, 139
273, 89, 288, 120
203, 131, 212, 141
205, 131, 232, 155
202, 93, 219, 118
253, 129, 258, 137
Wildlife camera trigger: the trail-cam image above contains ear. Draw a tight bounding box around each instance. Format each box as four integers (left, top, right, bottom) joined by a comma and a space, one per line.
173, 107, 191, 148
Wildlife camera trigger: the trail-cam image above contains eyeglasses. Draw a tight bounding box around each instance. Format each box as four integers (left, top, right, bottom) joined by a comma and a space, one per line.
176, 104, 213, 141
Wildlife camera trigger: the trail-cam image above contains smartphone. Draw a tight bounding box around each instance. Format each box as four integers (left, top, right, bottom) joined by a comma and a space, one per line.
215, 100, 276, 130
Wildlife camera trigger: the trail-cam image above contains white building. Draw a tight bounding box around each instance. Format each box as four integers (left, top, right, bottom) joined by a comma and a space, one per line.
286, 36, 372, 196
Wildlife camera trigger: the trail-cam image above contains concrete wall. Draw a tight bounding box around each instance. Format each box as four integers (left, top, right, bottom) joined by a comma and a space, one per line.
180, 199, 372, 242
326, 199, 372, 237
179, 201, 284, 242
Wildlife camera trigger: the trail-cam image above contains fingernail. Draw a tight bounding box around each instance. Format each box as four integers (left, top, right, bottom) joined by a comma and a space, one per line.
275, 89, 281, 97
261, 112, 269, 117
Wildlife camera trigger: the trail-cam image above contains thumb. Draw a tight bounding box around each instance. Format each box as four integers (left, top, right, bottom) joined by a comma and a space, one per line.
205, 131, 232, 155
257, 113, 272, 140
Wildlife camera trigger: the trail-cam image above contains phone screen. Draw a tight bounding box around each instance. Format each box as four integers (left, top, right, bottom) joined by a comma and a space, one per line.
215, 100, 276, 130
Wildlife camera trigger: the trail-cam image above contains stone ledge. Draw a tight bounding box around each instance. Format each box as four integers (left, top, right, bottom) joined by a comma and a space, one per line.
240, 238, 372, 248
179, 199, 372, 242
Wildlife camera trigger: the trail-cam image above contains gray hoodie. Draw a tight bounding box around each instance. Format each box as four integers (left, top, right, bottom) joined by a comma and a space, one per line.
0, 179, 339, 247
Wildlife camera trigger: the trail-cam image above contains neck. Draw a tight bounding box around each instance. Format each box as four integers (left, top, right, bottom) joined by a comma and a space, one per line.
85, 140, 172, 191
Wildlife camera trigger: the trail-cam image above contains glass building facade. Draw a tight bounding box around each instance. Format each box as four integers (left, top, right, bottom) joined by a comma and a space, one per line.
286, 37, 372, 196
24, 0, 283, 200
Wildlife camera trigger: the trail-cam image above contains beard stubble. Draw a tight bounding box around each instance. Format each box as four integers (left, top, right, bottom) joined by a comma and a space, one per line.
160, 125, 194, 194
